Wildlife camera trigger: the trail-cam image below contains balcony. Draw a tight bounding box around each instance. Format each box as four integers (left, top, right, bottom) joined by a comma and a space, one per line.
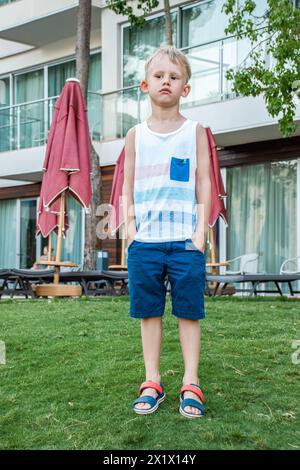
0, 91, 101, 183
0, 0, 101, 47
101, 36, 243, 141
0, 91, 101, 153
100, 36, 300, 146
1, 35, 299, 162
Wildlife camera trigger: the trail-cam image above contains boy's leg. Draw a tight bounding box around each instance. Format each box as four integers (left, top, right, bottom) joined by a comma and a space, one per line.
178, 318, 203, 415
135, 317, 163, 410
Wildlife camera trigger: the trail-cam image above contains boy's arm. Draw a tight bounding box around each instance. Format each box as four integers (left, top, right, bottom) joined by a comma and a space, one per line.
193, 124, 211, 253
123, 127, 137, 244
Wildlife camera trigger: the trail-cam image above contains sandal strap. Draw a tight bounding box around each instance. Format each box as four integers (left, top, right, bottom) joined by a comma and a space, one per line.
181, 398, 206, 415
180, 384, 205, 403
139, 381, 163, 396
133, 396, 157, 408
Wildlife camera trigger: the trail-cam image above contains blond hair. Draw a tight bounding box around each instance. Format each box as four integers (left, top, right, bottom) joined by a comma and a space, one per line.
144, 45, 192, 84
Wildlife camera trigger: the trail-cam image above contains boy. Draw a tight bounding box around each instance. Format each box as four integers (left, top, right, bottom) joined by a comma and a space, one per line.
123, 45, 211, 418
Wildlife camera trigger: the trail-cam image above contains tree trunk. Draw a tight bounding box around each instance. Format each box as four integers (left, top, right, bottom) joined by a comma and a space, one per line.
164, 0, 173, 46
76, 0, 102, 270
84, 145, 102, 270
75, 0, 91, 97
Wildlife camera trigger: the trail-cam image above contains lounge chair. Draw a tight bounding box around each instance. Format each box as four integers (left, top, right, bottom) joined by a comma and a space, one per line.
0, 269, 55, 298
280, 255, 300, 274
223, 253, 259, 275
206, 273, 300, 297
59, 270, 128, 296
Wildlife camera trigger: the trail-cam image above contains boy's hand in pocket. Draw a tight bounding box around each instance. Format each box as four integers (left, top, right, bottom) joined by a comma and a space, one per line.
191, 232, 205, 254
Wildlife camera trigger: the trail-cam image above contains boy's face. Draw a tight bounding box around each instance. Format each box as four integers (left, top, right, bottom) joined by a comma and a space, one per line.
140, 54, 191, 105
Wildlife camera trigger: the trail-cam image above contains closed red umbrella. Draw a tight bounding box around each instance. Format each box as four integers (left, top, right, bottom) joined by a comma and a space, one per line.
41, 79, 92, 210
205, 127, 228, 268
37, 79, 91, 237
36, 196, 69, 238
35, 79, 92, 294
206, 127, 228, 228
108, 147, 125, 236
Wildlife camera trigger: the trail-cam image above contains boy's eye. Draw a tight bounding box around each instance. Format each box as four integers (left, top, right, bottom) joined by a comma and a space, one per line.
155, 75, 178, 79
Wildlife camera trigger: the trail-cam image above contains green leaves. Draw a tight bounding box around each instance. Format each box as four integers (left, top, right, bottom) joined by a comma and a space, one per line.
106, 0, 160, 28
223, 0, 300, 137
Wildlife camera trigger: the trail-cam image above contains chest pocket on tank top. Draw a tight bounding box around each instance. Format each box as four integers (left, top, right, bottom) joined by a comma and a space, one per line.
170, 156, 190, 182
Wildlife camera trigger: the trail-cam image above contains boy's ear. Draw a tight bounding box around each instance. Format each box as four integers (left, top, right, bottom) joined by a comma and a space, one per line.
182, 83, 191, 98
140, 80, 149, 93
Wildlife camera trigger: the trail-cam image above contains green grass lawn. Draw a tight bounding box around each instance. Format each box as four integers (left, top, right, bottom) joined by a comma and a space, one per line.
0, 295, 299, 450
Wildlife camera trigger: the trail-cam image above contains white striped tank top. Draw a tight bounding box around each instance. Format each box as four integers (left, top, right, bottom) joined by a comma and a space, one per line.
133, 118, 199, 242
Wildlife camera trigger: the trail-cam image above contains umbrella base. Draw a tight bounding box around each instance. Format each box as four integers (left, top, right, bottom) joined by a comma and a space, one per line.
35, 284, 82, 297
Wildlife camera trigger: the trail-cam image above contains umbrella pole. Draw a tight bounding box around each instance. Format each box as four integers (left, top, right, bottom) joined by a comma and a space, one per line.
210, 226, 216, 264
54, 191, 66, 284
121, 223, 125, 266
35, 190, 81, 296
47, 233, 52, 270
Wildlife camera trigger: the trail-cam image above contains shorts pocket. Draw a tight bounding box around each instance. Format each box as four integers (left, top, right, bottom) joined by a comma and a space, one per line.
127, 240, 136, 252
185, 239, 205, 254
170, 157, 190, 182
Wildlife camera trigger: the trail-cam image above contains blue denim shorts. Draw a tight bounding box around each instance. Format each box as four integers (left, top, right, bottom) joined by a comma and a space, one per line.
127, 239, 206, 320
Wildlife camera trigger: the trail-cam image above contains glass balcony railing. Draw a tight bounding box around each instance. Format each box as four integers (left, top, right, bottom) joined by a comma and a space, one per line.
100, 35, 256, 140
0, 92, 101, 152
0, 35, 268, 149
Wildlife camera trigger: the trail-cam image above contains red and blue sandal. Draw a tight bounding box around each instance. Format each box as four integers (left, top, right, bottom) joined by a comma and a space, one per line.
133, 381, 166, 415
179, 384, 206, 418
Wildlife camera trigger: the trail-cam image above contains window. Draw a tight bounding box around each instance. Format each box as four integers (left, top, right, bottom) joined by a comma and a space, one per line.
123, 13, 177, 87
0, 77, 9, 106
50, 195, 84, 266
14, 69, 44, 148
121, 0, 270, 109
0, 52, 101, 150
226, 159, 298, 292
48, 53, 101, 140
0, 77, 10, 152
182, 0, 229, 48
48, 60, 76, 97
0, 196, 83, 269
48, 53, 101, 97
0, 199, 17, 269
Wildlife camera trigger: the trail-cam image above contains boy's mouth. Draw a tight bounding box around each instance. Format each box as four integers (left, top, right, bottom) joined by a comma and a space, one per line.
160, 88, 171, 94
